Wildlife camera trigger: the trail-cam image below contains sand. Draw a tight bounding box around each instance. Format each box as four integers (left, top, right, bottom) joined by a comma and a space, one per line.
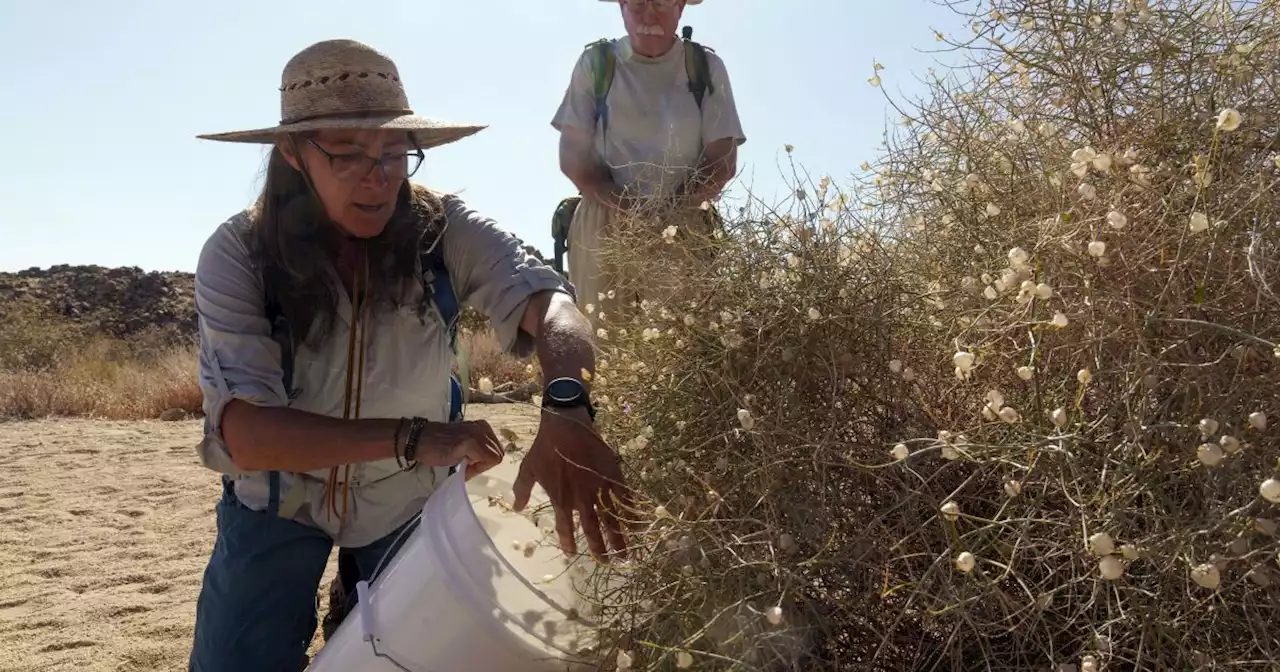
0, 404, 548, 672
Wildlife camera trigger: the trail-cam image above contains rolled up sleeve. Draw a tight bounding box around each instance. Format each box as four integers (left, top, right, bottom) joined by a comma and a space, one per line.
550, 50, 598, 135
440, 195, 574, 358
194, 215, 290, 474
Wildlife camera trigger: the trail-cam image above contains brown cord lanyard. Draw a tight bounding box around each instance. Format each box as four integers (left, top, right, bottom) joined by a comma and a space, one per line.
325, 241, 371, 527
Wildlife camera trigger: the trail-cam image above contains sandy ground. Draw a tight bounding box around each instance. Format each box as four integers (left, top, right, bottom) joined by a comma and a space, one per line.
0, 404, 544, 672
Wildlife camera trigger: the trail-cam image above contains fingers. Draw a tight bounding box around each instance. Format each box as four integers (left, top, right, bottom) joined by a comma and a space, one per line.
554, 477, 577, 557
466, 422, 504, 474
511, 445, 536, 512
577, 490, 608, 561
600, 486, 630, 560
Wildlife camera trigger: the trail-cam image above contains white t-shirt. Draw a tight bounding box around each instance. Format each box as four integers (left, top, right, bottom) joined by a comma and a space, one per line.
551, 36, 746, 197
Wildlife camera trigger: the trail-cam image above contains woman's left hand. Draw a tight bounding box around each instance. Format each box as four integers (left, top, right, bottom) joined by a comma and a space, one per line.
512, 407, 632, 562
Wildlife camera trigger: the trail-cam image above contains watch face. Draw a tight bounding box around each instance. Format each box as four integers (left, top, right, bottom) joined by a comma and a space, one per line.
547, 378, 585, 403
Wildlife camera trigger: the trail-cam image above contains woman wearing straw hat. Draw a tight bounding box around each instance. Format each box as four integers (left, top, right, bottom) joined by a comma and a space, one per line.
188, 38, 629, 671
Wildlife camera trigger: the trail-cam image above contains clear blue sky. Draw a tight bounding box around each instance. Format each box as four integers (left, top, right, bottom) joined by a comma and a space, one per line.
0, 0, 965, 273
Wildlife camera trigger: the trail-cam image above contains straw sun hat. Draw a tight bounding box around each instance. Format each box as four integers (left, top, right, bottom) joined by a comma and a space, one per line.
197, 39, 486, 149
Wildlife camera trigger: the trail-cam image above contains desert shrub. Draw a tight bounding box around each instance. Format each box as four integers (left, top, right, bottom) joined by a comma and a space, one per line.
581, 1, 1280, 670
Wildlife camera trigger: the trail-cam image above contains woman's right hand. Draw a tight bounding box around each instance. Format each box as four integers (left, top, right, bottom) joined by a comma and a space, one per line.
414, 420, 505, 480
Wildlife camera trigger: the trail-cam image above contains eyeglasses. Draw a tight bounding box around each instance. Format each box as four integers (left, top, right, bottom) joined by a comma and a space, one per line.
624, 0, 678, 10
305, 139, 425, 183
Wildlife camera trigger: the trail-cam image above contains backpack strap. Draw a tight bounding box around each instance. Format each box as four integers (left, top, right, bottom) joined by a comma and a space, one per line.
682, 38, 715, 111
588, 39, 617, 135
257, 237, 465, 521
419, 240, 465, 424
419, 241, 460, 355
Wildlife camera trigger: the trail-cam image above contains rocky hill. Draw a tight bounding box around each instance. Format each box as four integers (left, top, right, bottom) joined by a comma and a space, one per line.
0, 243, 555, 343
0, 265, 197, 341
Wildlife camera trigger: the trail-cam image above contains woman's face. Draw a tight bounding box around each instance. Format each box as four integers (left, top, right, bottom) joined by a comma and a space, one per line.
282, 128, 421, 238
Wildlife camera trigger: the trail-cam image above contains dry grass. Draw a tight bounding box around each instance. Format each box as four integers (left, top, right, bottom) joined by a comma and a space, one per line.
0, 344, 203, 421
0, 302, 529, 421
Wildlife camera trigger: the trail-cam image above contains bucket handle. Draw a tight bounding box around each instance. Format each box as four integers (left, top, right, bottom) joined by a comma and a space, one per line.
353, 579, 443, 672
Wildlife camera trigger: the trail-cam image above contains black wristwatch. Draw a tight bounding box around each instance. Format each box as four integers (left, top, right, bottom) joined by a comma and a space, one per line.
543, 377, 596, 421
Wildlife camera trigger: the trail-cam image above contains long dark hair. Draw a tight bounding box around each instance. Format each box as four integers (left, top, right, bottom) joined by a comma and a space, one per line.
242, 135, 447, 348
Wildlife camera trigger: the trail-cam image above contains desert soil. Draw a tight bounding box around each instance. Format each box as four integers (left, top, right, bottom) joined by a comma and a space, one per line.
0, 404, 543, 672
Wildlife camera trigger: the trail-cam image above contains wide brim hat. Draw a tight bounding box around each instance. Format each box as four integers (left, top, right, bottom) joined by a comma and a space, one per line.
197, 39, 486, 150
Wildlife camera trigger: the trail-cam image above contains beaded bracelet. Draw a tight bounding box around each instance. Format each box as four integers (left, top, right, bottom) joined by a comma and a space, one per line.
392, 417, 407, 470
402, 416, 429, 468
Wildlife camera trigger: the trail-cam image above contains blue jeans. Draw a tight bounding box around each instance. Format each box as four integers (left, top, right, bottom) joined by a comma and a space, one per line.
188, 478, 417, 672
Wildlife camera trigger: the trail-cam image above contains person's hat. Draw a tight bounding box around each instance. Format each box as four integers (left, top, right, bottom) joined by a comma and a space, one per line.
197, 39, 486, 149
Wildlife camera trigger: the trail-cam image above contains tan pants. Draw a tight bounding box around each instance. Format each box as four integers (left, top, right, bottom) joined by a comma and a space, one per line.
566, 198, 717, 329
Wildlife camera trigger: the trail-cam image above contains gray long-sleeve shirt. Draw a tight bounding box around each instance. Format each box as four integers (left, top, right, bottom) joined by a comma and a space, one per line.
193, 190, 572, 547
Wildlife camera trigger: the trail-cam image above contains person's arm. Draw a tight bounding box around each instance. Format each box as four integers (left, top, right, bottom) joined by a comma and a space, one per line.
194, 218, 454, 474
676, 137, 739, 206
559, 127, 631, 213
676, 52, 747, 205
551, 48, 631, 213
519, 290, 596, 420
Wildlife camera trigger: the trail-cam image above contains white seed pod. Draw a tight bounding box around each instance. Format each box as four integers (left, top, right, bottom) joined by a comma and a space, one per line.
1197, 442, 1225, 467
891, 443, 909, 460
764, 605, 783, 625
1004, 480, 1022, 497
955, 551, 977, 573
1255, 517, 1278, 536
940, 501, 961, 521
1035, 283, 1053, 300
676, 651, 694, 668
1008, 246, 1030, 268
999, 406, 1020, 423
1261, 478, 1280, 504
1017, 365, 1035, 380
1191, 562, 1221, 590
1199, 417, 1220, 439
1190, 212, 1210, 233
616, 650, 634, 670
1088, 532, 1115, 557
1051, 407, 1068, 428
1106, 210, 1128, 229
1219, 435, 1241, 454
1051, 311, 1070, 328
1249, 411, 1267, 431
954, 351, 976, 372
1081, 654, 1100, 672
1098, 556, 1124, 580
737, 408, 754, 430
986, 389, 1005, 409
1119, 544, 1141, 560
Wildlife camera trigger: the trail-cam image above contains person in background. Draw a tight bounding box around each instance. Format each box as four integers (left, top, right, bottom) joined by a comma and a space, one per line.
551, 0, 746, 323
188, 38, 630, 671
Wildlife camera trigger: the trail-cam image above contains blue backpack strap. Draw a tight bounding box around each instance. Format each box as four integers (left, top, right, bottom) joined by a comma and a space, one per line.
262, 297, 292, 517
588, 39, 616, 136
419, 241, 464, 425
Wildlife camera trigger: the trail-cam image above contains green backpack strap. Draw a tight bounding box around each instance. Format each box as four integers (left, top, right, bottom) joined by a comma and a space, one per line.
588, 39, 617, 135
682, 35, 715, 110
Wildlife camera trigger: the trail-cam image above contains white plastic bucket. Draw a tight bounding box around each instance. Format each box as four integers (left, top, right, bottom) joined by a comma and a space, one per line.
307, 460, 603, 672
